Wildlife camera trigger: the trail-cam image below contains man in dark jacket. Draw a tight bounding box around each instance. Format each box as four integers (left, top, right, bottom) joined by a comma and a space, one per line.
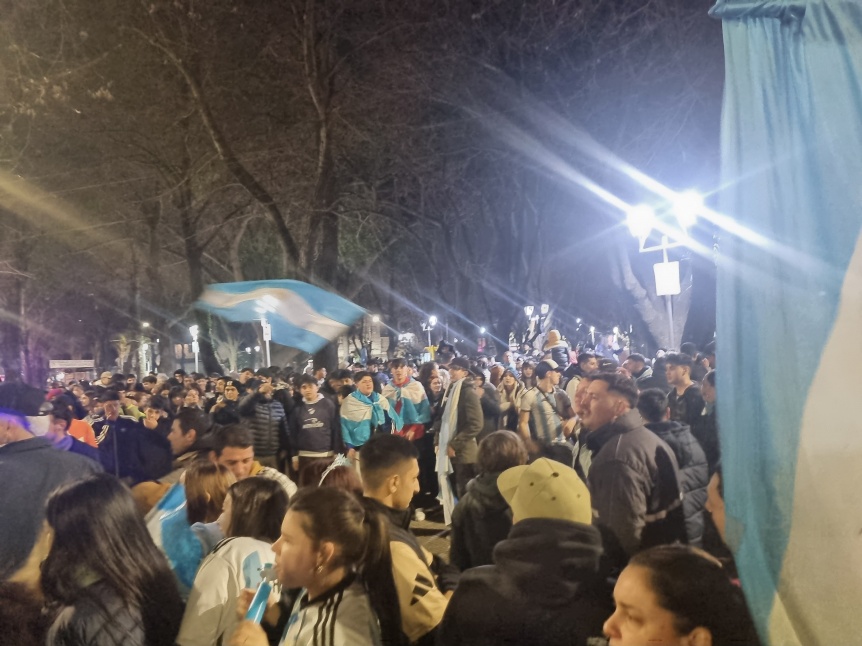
209, 379, 242, 427
93, 391, 172, 485
434, 356, 484, 498
581, 372, 686, 567
665, 352, 706, 428
637, 388, 709, 548
449, 430, 527, 571
437, 458, 612, 646
238, 379, 288, 469
0, 382, 102, 581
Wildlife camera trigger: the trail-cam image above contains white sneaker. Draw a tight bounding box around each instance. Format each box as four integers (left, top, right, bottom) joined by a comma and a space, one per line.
413, 508, 426, 522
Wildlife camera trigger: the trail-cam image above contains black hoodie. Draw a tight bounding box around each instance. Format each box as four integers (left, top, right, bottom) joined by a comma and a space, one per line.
449, 471, 512, 570
437, 518, 612, 646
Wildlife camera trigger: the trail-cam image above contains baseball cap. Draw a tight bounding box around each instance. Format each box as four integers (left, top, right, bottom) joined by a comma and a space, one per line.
497, 458, 591, 525
100, 371, 112, 379
0, 382, 52, 436
449, 356, 471, 372
534, 360, 562, 379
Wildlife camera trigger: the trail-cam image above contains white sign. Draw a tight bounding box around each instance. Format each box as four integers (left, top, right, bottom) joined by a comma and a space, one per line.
654, 261, 681, 296
49, 359, 95, 369
262, 321, 272, 342
192, 341, 200, 354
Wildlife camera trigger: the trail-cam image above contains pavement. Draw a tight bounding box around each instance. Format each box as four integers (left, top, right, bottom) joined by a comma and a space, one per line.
410, 502, 451, 561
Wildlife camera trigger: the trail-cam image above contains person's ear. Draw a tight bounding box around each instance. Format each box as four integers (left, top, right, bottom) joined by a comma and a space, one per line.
188, 429, 197, 445
683, 626, 712, 646
208, 449, 217, 464
388, 473, 400, 495
317, 540, 336, 570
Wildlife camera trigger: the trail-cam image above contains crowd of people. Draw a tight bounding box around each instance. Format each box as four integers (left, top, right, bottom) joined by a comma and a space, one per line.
0, 332, 760, 645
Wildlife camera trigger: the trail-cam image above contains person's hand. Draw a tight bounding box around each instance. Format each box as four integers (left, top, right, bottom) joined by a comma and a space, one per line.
291, 456, 299, 472
406, 430, 415, 441
347, 448, 357, 461
229, 621, 268, 646
259, 383, 274, 396
562, 417, 578, 438
447, 446, 456, 458
236, 588, 256, 619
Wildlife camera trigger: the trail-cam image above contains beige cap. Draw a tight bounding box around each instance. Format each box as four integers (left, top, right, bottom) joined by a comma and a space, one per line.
100, 371, 112, 379
497, 458, 591, 525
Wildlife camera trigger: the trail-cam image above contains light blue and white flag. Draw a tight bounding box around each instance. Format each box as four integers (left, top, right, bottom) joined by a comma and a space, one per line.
196, 280, 366, 354
712, 1, 862, 643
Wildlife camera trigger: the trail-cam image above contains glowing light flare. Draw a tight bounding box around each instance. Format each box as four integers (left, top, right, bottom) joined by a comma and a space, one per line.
428, 315, 438, 327
523, 305, 534, 318
626, 205, 656, 240
672, 190, 703, 229
540, 304, 549, 315
479, 327, 486, 334
372, 315, 380, 323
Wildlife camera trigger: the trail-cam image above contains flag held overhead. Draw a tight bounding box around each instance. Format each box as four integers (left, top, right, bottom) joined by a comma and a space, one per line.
195, 280, 366, 354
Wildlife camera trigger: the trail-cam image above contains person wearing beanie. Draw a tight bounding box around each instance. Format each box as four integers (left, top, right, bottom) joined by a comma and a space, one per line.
437, 458, 613, 646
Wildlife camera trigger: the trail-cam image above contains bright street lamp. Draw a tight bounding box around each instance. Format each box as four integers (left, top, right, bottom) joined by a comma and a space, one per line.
428, 315, 438, 327
523, 305, 534, 318
254, 345, 261, 352
245, 346, 252, 353
540, 304, 549, 316
672, 190, 703, 230
142, 321, 150, 328
626, 204, 656, 240
372, 315, 381, 324
479, 326, 486, 335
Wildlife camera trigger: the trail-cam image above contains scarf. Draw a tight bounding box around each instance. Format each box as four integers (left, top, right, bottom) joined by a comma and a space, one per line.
436, 378, 464, 524
340, 390, 401, 448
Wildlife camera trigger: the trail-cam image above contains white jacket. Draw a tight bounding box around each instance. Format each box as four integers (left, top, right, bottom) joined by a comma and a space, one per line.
176, 536, 274, 646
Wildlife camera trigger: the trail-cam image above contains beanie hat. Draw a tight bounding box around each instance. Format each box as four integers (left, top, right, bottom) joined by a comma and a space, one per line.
497, 458, 591, 525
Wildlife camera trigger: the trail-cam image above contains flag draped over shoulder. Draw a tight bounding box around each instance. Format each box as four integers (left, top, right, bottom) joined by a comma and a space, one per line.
340, 391, 402, 448
382, 378, 432, 426
712, 1, 862, 643
195, 280, 366, 354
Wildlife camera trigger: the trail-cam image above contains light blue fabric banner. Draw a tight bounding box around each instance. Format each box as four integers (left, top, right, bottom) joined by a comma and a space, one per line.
711, 0, 862, 643
195, 279, 366, 354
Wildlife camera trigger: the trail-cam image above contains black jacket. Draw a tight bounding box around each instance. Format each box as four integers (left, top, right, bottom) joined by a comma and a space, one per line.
239, 393, 288, 457
668, 384, 705, 428
437, 518, 611, 646
586, 409, 687, 566
449, 472, 512, 571
691, 405, 720, 474
645, 420, 709, 547
94, 416, 172, 485
46, 580, 181, 646
0, 438, 102, 579
210, 400, 241, 427
478, 384, 501, 442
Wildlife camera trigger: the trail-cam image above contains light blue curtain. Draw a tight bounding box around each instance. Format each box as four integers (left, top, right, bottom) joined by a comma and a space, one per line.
712, 0, 862, 643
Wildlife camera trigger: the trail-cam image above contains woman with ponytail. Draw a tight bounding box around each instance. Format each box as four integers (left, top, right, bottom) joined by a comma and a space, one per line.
230, 487, 404, 646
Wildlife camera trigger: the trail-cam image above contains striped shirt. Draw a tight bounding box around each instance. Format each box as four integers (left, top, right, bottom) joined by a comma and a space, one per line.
280, 576, 381, 646
520, 386, 572, 444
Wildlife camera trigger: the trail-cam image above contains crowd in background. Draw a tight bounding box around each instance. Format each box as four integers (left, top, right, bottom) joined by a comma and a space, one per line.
0, 331, 760, 646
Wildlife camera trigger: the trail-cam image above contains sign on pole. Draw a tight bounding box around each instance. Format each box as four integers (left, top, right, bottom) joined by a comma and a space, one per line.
49, 360, 95, 369
654, 261, 681, 296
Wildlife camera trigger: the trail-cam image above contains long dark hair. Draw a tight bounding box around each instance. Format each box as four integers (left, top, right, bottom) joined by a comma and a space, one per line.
288, 488, 405, 646
227, 477, 289, 542
41, 474, 182, 646
629, 545, 759, 646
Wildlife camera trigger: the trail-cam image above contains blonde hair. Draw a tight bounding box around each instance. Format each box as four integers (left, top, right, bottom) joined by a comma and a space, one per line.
185, 460, 235, 524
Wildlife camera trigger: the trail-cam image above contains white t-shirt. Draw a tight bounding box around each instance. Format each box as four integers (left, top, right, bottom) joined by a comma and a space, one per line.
176, 536, 275, 646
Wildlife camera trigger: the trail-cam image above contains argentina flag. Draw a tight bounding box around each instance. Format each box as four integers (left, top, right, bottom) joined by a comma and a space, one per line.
712, 1, 862, 643
196, 280, 366, 354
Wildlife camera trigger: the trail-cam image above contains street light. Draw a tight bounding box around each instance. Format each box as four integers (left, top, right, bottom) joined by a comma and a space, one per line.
245, 346, 252, 353
372, 315, 381, 324
624, 192, 702, 350
189, 325, 200, 373
422, 316, 437, 347
479, 326, 486, 335
540, 304, 549, 316
523, 305, 534, 319
254, 345, 261, 352
589, 326, 596, 344
142, 321, 150, 328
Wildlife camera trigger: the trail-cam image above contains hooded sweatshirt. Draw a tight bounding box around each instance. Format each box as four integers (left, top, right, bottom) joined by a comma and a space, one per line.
437, 518, 612, 646
645, 420, 709, 547
449, 471, 513, 570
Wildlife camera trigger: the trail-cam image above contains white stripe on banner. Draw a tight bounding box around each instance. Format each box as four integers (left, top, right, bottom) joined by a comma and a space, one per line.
201, 287, 349, 340
768, 231, 862, 644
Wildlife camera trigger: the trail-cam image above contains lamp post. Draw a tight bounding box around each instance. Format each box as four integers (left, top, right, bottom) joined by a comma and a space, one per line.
189, 325, 200, 373
625, 191, 702, 350
422, 315, 437, 347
